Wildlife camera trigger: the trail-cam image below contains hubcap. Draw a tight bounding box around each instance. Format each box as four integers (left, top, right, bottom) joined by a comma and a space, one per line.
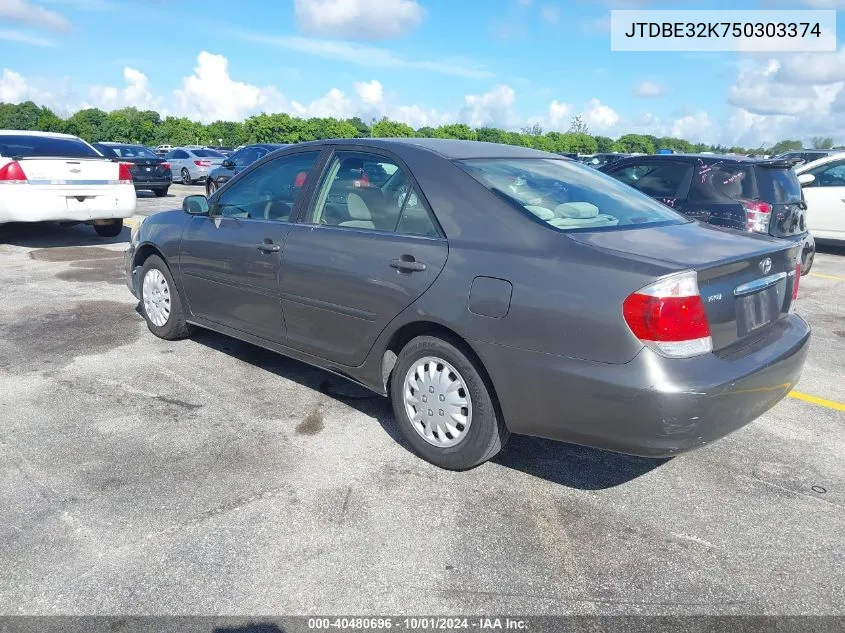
403, 356, 472, 448
182, 169, 190, 184
142, 269, 171, 327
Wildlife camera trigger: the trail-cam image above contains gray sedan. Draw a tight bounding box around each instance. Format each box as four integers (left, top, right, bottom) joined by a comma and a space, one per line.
125, 139, 810, 470
163, 147, 226, 185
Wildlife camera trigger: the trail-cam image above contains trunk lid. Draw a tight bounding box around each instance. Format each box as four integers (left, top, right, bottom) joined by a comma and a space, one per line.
123, 157, 169, 181
568, 222, 800, 352
19, 157, 121, 189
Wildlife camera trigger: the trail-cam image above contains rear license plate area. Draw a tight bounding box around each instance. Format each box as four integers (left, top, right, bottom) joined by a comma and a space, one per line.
65, 196, 100, 211
736, 286, 779, 337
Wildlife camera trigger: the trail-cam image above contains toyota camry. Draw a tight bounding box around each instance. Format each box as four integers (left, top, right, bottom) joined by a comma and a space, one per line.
125, 139, 810, 470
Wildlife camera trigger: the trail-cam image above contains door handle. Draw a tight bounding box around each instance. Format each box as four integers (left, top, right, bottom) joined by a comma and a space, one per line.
256, 242, 280, 253
390, 256, 426, 272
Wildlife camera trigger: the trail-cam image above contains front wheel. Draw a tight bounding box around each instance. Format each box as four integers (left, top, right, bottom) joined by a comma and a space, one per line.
181, 168, 192, 185
390, 336, 509, 470
93, 219, 123, 237
139, 255, 193, 340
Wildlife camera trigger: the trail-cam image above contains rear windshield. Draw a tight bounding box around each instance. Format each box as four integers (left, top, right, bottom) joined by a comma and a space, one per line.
691, 163, 756, 202
458, 158, 687, 232
0, 135, 100, 159
756, 167, 803, 204
105, 145, 159, 159
193, 149, 224, 158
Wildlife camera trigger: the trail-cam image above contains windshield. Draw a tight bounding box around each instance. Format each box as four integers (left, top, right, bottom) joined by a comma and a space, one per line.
0, 135, 101, 159
105, 145, 159, 159
193, 149, 224, 158
458, 158, 687, 232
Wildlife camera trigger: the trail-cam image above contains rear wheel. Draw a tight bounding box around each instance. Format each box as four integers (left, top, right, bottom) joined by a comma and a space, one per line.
153, 187, 168, 197
93, 219, 123, 238
801, 249, 814, 276
181, 168, 192, 185
139, 255, 193, 340
390, 336, 509, 470
207, 179, 217, 196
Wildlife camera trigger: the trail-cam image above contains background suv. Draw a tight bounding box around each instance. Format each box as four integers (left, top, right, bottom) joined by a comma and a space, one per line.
601, 154, 815, 274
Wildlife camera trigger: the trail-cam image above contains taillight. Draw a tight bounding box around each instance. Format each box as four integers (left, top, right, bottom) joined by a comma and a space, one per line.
161, 162, 170, 170
740, 199, 772, 234
194, 160, 211, 167
118, 162, 133, 184
623, 271, 712, 358
0, 160, 28, 184
789, 262, 801, 312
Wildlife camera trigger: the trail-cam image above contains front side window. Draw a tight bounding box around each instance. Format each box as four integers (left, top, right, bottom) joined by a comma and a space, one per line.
308, 151, 437, 236
458, 158, 686, 232
610, 162, 692, 199
809, 160, 845, 187
236, 148, 261, 166
213, 151, 319, 221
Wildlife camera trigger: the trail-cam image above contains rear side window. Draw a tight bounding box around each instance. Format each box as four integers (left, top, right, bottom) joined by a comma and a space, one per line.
756, 167, 803, 204
808, 160, 845, 187
459, 158, 686, 232
688, 162, 754, 202
610, 162, 692, 198
193, 149, 224, 158
0, 135, 100, 159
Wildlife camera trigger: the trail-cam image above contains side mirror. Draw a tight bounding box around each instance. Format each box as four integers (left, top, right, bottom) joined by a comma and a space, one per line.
798, 173, 816, 187
183, 195, 210, 216
222, 159, 234, 168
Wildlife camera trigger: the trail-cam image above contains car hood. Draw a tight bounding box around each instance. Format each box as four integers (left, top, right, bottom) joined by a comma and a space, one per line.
565, 220, 788, 269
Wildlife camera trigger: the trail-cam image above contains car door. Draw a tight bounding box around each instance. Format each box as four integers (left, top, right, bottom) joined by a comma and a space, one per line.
178, 149, 323, 342
804, 159, 845, 239
169, 150, 188, 180
279, 148, 448, 366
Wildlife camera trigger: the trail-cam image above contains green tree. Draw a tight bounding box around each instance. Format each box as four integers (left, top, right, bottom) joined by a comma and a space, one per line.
594, 135, 614, 153
521, 122, 543, 136
476, 127, 505, 144
415, 126, 437, 138
36, 107, 65, 133
811, 136, 834, 149
65, 108, 108, 142
434, 123, 477, 140
569, 115, 589, 135
347, 117, 370, 137
206, 120, 246, 147
613, 133, 656, 154
770, 139, 802, 155
154, 116, 203, 145
370, 117, 415, 138
656, 136, 693, 153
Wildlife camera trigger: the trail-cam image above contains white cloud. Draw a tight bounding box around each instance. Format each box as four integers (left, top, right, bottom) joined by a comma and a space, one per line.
354, 79, 383, 104
775, 46, 845, 85
633, 80, 665, 97
294, 0, 424, 39
0, 28, 56, 46
546, 100, 572, 128
0, 67, 62, 106
581, 98, 619, 131
41, 0, 114, 8
172, 52, 286, 122
231, 31, 493, 80
539, 4, 559, 24
460, 84, 520, 129
0, 0, 69, 31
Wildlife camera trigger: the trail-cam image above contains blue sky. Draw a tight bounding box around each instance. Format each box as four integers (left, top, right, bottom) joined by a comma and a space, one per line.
0, 0, 843, 146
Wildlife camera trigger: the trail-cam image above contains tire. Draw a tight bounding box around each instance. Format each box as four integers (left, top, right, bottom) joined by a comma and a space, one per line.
390, 336, 509, 470
207, 179, 217, 196
94, 219, 123, 238
181, 168, 192, 185
153, 187, 169, 197
139, 255, 193, 340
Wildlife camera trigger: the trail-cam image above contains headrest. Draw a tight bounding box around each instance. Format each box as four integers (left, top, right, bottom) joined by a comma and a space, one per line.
524, 205, 555, 220
555, 202, 599, 219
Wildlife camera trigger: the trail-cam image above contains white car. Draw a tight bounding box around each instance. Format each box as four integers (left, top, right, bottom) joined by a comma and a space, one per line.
163, 147, 226, 185
0, 130, 136, 237
796, 152, 845, 244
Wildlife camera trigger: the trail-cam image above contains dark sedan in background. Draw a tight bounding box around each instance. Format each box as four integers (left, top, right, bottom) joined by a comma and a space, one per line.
93, 142, 171, 197
205, 143, 288, 195
125, 139, 809, 470
601, 154, 816, 275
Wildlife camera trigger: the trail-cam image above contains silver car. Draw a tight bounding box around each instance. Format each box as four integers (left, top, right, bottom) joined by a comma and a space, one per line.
164, 147, 226, 185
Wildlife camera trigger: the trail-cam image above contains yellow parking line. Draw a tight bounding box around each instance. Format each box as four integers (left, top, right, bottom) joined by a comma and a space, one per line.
788, 391, 845, 412
124, 218, 139, 228
809, 272, 845, 281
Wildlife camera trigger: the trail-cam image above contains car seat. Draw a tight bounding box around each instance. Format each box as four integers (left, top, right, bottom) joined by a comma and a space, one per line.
548, 202, 618, 229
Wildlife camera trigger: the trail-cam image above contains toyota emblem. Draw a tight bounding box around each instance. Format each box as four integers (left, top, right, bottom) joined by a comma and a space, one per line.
759, 257, 772, 275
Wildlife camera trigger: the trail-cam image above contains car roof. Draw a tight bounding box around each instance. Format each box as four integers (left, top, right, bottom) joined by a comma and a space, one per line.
96, 141, 145, 146
0, 130, 81, 139
795, 151, 845, 172
291, 138, 561, 160
613, 153, 791, 165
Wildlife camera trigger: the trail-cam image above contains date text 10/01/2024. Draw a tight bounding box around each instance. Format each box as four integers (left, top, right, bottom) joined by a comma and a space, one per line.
307, 618, 529, 630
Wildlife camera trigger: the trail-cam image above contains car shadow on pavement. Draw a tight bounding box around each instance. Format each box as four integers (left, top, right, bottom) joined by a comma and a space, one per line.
191, 329, 667, 490
214, 623, 286, 633
0, 221, 129, 247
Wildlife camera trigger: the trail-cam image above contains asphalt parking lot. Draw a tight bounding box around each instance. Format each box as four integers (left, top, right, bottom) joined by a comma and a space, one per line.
0, 186, 843, 615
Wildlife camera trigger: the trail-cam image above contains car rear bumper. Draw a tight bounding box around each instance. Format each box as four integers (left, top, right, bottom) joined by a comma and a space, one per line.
0, 184, 136, 223
124, 243, 139, 298
133, 179, 170, 190
474, 313, 810, 457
